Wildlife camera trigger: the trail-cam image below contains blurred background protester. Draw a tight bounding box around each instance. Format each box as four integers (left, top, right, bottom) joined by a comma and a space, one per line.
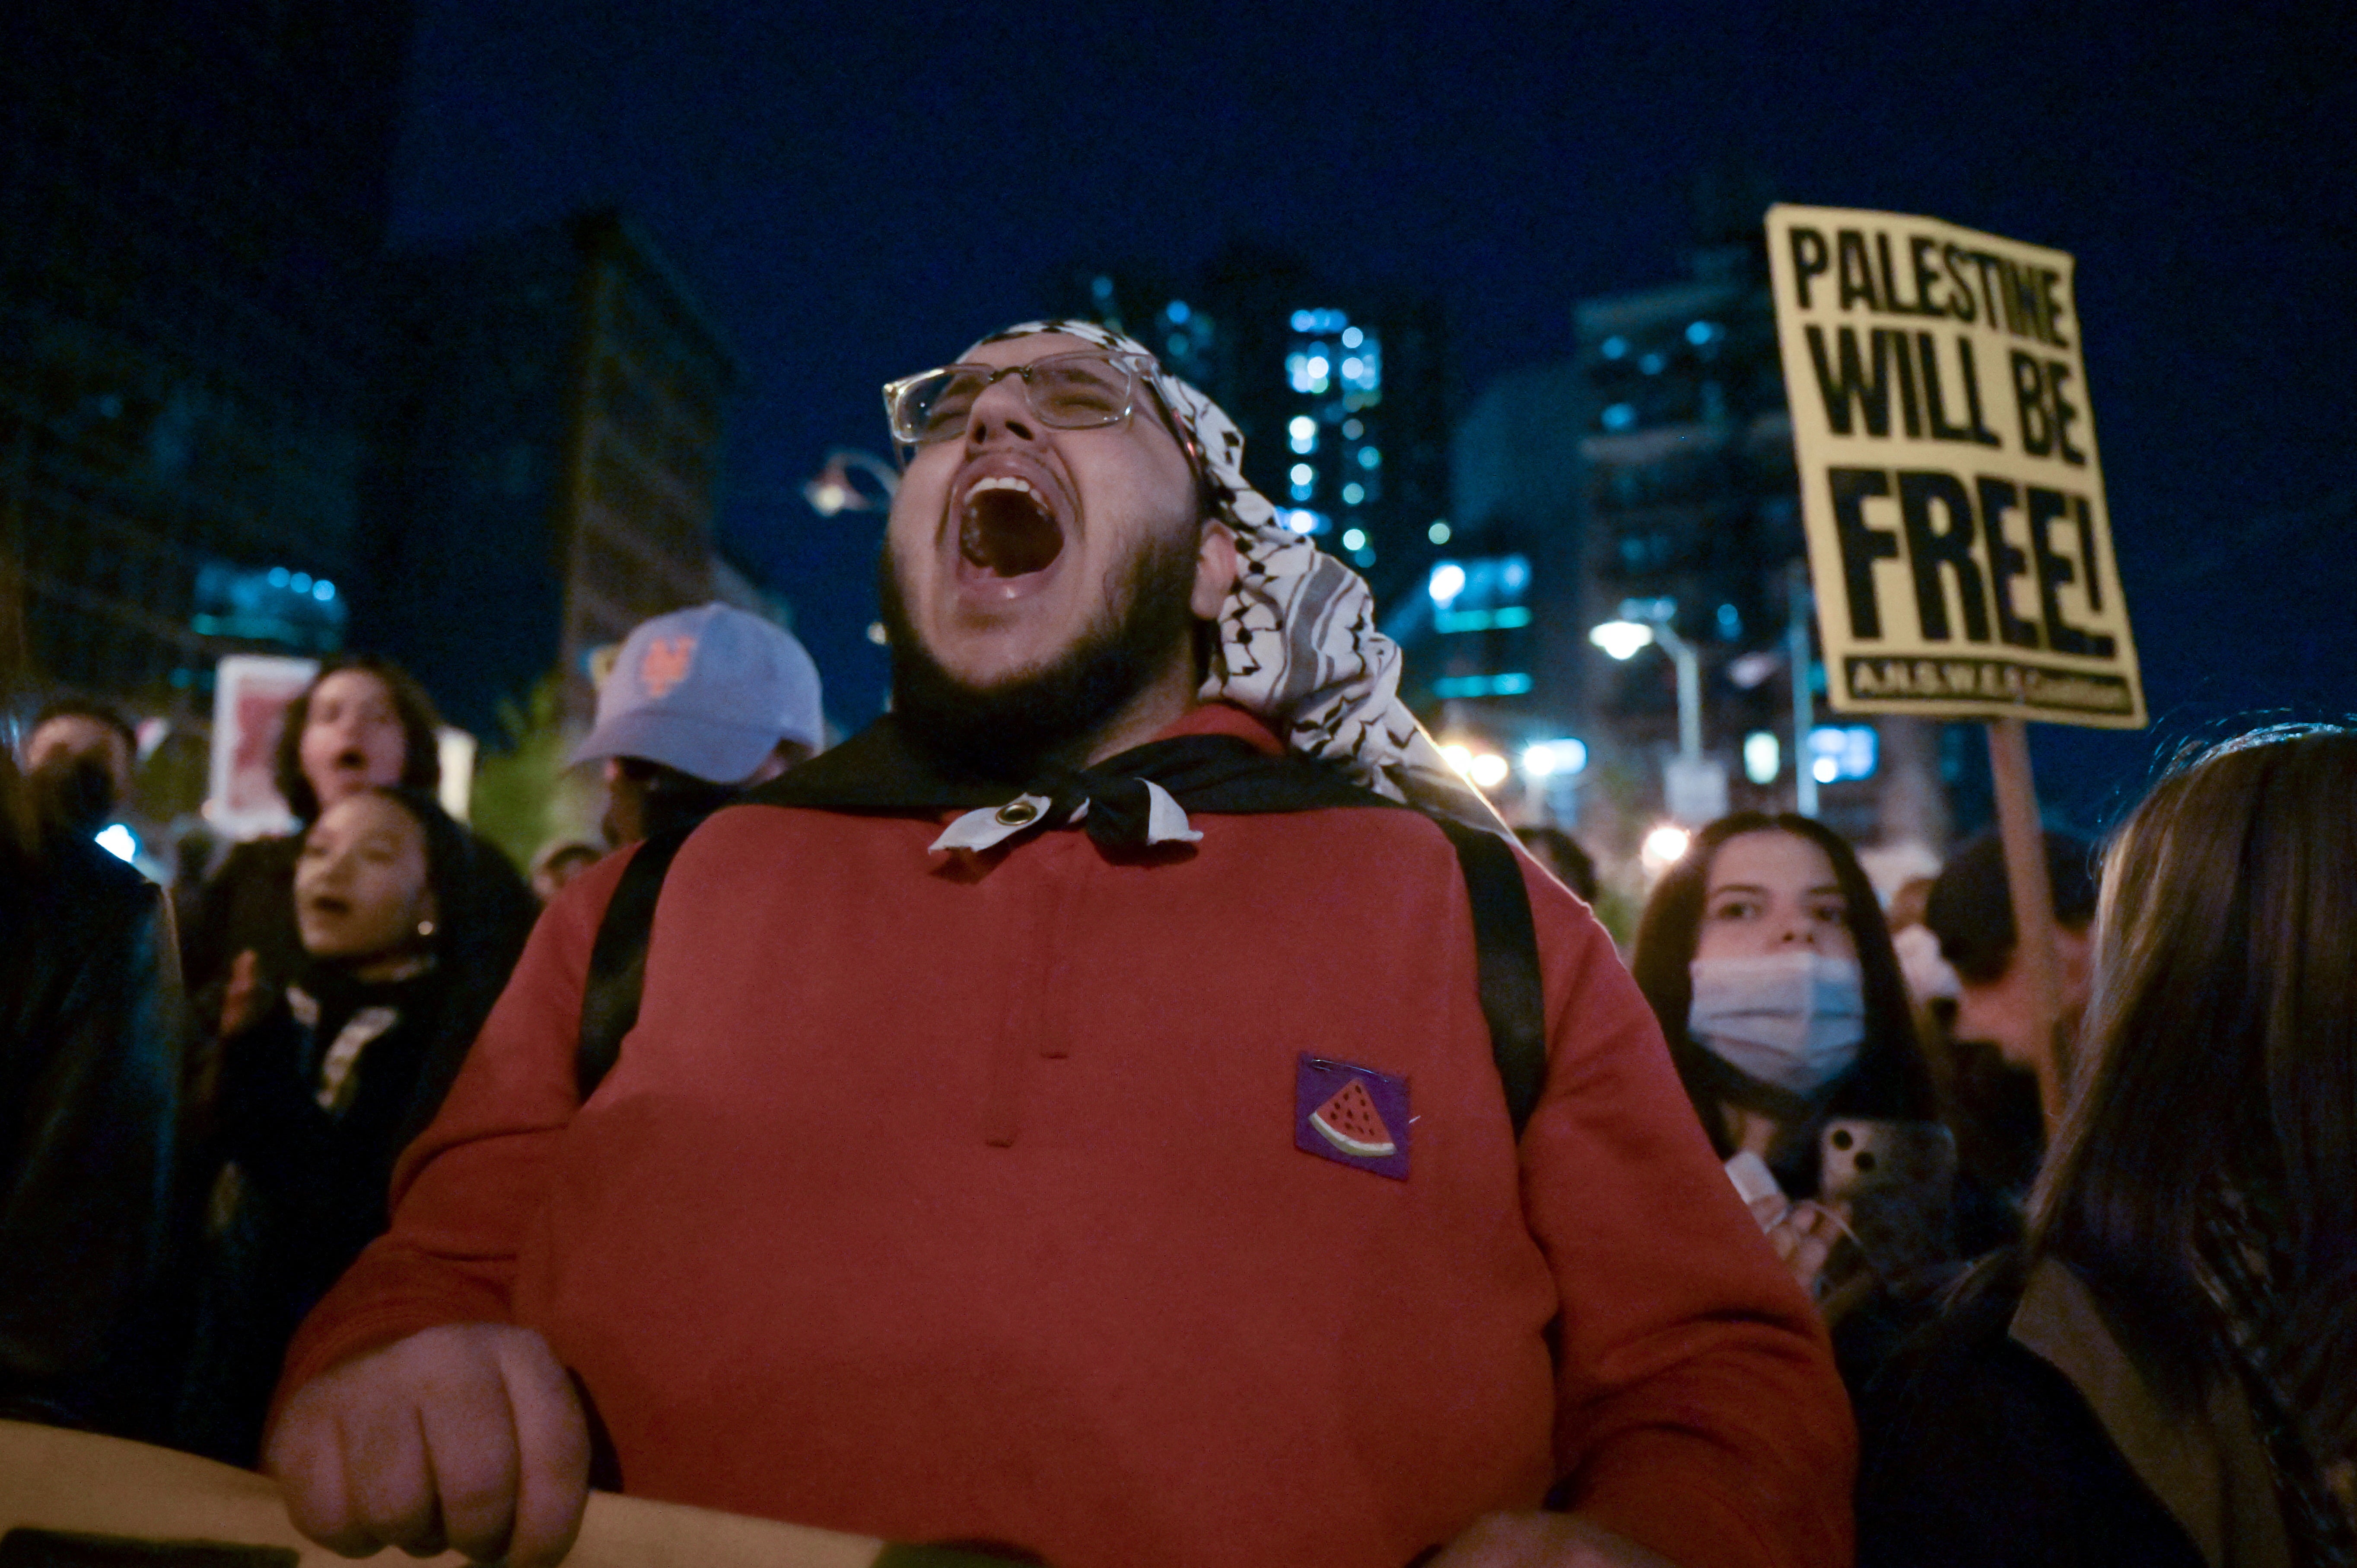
1885, 874, 1960, 1026
0, 576, 188, 1438
575, 602, 823, 848
1630, 812, 1967, 1393
180, 654, 535, 1026
20, 697, 137, 846
528, 839, 602, 903
173, 786, 521, 1465
1922, 830, 2098, 1206
1860, 725, 2357, 1567
1515, 824, 1599, 903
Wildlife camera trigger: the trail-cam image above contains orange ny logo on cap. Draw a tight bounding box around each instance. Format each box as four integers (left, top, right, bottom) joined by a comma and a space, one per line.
639, 635, 697, 698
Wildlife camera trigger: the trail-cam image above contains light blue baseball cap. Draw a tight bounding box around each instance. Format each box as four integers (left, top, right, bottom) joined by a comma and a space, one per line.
571, 602, 823, 783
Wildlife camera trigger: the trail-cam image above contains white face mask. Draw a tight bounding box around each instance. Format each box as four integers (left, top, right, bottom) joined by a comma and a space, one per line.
1688, 951, 1867, 1097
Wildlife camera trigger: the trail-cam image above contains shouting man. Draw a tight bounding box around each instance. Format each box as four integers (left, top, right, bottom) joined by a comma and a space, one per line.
267, 325, 1852, 1568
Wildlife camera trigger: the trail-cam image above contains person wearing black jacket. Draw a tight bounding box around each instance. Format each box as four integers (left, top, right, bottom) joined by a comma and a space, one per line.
1860, 725, 2357, 1567
174, 786, 520, 1465
0, 730, 186, 1437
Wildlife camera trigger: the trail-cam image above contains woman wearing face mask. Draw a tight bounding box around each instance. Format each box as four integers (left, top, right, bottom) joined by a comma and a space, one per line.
1631, 813, 1949, 1387
180, 657, 534, 1060
173, 787, 515, 1465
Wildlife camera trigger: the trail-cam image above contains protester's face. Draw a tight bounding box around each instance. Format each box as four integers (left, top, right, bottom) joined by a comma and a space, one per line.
294, 793, 435, 961
884, 333, 1225, 694
23, 715, 132, 830
1952, 921, 2094, 1069
300, 671, 409, 811
1694, 831, 1858, 964
25, 715, 133, 798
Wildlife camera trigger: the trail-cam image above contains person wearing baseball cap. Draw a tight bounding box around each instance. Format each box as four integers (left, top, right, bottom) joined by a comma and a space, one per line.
572, 602, 824, 846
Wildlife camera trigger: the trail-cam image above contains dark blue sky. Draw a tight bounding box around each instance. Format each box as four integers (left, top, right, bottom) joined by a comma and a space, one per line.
388, 1, 2355, 829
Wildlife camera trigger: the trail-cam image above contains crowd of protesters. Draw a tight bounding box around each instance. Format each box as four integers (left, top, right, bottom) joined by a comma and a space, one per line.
1, 325, 2350, 1568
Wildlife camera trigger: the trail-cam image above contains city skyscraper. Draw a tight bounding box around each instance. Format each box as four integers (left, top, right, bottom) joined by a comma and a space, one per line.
359, 210, 738, 737
0, 3, 414, 700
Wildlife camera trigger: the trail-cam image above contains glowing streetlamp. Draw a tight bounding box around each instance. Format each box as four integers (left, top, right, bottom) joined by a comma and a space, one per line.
1641, 823, 1693, 874
804, 449, 900, 516
1591, 608, 1700, 761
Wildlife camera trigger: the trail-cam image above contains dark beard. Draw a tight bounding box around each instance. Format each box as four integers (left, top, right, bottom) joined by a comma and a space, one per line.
879, 530, 1200, 782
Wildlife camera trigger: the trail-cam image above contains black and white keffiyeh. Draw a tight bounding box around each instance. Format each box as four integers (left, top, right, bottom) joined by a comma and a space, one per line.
967, 319, 1501, 833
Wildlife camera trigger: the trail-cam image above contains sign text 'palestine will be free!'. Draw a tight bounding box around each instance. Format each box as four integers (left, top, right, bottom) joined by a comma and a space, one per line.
1766, 205, 2145, 728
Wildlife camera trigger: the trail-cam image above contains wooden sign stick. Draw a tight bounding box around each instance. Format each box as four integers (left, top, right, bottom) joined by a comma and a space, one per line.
0, 1421, 1004, 1568
1985, 718, 2066, 1137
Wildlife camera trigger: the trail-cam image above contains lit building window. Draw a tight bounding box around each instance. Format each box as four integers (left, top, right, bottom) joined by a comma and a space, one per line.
1167, 300, 1191, 323
1342, 418, 1364, 439
1358, 447, 1380, 469
1602, 403, 1637, 431
1288, 415, 1317, 454
1342, 483, 1365, 505
1341, 325, 1363, 348
1428, 520, 1452, 544
1686, 319, 1718, 345
1640, 352, 1665, 375
1808, 725, 1879, 783
1340, 527, 1367, 551
1290, 463, 1315, 487
1601, 336, 1628, 359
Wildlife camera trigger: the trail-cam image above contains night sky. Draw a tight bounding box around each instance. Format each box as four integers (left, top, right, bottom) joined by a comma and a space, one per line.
388, 2, 2355, 830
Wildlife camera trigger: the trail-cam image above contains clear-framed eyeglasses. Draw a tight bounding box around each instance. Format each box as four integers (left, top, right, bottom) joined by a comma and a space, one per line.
881, 351, 1200, 471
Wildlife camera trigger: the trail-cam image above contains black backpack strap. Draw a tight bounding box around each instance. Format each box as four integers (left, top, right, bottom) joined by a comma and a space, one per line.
573, 816, 1552, 1137
1437, 820, 1551, 1139
576, 827, 692, 1102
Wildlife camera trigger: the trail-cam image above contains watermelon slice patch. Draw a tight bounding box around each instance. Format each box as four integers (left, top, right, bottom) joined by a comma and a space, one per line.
1310, 1078, 1397, 1158
1294, 1054, 1411, 1180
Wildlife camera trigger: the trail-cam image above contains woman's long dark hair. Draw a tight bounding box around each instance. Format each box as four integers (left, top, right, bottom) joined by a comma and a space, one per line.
1631, 812, 1936, 1162
2031, 725, 2357, 1424
272, 655, 443, 824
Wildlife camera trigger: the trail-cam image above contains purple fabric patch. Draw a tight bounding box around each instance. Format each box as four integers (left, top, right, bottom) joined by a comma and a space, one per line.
1294, 1053, 1410, 1181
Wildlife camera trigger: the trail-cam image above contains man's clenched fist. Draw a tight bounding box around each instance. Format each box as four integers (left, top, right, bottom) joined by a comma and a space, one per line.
266, 1323, 589, 1568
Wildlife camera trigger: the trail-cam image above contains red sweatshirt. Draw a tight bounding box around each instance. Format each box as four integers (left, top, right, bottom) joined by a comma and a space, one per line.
281, 706, 1852, 1568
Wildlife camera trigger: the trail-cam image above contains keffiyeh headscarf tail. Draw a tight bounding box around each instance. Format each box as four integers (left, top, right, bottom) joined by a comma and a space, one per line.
970, 320, 1501, 833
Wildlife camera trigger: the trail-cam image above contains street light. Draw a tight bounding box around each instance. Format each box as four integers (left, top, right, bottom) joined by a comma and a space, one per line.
1591, 607, 1700, 761
804, 449, 900, 516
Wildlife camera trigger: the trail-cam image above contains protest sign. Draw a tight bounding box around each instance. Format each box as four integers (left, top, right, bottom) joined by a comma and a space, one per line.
1765, 205, 2145, 729
205, 653, 317, 839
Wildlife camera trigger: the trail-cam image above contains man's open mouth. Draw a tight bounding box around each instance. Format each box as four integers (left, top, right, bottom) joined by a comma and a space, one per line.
305, 894, 352, 919
958, 476, 1064, 579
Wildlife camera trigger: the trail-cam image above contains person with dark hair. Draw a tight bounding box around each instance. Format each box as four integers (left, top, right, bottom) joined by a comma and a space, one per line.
0, 584, 186, 1438
181, 655, 533, 1034
20, 697, 138, 843
1631, 813, 1956, 1389
1859, 724, 2357, 1566
174, 786, 523, 1466
1921, 830, 2099, 1199
1515, 824, 1598, 903
264, 323, 1849, 1568
527, 840, 601, 904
